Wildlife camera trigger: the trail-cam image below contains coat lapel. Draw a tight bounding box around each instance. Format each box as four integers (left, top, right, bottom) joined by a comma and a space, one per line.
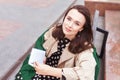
58, 47, 75, 65
43, 35, 75, 65
43, 37, 56, 57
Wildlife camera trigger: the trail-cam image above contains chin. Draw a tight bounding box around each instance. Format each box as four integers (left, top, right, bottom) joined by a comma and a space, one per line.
63, 30, 69, 35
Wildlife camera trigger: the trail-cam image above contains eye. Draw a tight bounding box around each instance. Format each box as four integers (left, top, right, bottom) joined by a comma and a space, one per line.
75, 22, 80, 26
67, 17, 71, 21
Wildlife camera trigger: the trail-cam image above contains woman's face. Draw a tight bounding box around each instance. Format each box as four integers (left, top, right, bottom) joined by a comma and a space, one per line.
62, 9, 86, 40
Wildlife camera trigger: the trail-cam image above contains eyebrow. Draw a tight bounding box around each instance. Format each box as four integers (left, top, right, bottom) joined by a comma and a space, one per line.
67, 16, 82, 25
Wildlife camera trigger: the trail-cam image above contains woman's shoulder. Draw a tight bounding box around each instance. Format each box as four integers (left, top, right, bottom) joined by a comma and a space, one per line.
77, 48, 96, 65
44, 25, 56, 40
82, 48, 93, 54
78, 48, 94, 59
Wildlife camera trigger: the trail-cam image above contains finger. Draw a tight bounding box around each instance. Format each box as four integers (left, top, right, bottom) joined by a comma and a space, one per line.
33, 62, 38, 69
43, 58, 46, 64
35, 71, 39, 74
35, 62, 39, 66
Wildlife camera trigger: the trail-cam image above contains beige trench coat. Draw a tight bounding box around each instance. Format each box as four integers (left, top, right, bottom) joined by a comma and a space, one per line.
43, 27, 97, 80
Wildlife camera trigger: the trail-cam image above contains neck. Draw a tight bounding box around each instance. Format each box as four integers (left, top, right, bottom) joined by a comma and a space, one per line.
65, 35, 75, 40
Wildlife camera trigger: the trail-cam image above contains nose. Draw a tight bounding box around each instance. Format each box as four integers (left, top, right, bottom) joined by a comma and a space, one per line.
68, 21, 73, 28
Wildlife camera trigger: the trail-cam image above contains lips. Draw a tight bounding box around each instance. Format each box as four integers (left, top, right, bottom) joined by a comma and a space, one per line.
65, 27, 71, 32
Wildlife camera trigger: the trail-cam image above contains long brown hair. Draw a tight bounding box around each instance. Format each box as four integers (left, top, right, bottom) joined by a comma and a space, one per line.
52, 5, 93, 54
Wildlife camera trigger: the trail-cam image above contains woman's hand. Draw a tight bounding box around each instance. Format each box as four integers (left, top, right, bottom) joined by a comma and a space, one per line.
33, 62, 62, 77
33, 62, 51, 76
43, 58, 46, 64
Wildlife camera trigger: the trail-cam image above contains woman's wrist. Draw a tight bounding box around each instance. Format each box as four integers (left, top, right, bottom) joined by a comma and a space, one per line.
49, 67, 62, 78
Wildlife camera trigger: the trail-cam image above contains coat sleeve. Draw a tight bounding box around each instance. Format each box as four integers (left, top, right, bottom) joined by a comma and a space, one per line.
62, 49, 98, 80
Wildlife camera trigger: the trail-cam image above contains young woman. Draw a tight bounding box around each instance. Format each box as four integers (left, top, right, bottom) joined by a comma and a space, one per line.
15, 5, 100, 80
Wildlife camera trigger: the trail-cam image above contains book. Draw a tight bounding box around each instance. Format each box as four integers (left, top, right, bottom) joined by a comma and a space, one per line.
28, 48, 45, 67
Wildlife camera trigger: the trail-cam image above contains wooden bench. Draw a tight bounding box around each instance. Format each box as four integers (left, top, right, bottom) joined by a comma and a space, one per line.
92, 10, 109, 80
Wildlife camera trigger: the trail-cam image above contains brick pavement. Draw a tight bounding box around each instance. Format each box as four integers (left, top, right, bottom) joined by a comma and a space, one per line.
0, 0, 56, 8
0, 0, 56, 41
0, 20, 22, 40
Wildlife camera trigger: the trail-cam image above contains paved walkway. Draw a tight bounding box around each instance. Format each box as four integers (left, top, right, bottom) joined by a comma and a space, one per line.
0, 0, 59, 41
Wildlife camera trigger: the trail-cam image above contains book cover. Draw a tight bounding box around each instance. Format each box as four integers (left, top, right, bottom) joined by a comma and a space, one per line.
28, 48, 45, 67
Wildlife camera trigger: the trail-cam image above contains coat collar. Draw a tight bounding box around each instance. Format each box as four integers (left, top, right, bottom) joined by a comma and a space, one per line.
43, 36, 75, 65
